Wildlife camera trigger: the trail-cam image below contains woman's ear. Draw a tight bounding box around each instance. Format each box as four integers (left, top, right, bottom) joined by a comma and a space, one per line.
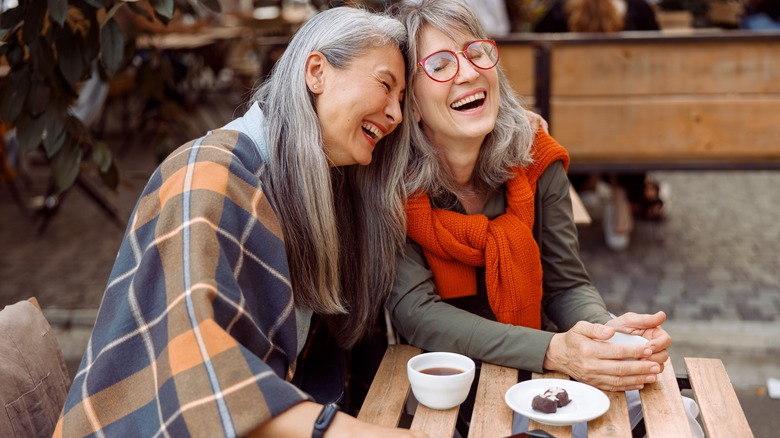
305, 51, 326, 95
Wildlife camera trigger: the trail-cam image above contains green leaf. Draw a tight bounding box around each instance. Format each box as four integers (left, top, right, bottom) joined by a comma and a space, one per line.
51, 139, 83, 193
26, 80, 51, 117
0, 67, 31, 122
48, 0, 68, 27
91, 140, 112, 173
29, 36, 56, 76
57, 32, 86, 86
22, 0, 47, 45
151, 0, 174, 21
44, 122, 68, 157
127, 2, 154, 23
198, 0, 221, 13
16, 111, 47, 152
103, 2, 126, 24
42, 107, 68, 157
100, 19, 124, 74
81, 6, 100, 65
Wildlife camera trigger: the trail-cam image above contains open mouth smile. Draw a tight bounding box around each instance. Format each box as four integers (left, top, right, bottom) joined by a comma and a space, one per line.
450, 91, 486, 111
361, 122, 384, 143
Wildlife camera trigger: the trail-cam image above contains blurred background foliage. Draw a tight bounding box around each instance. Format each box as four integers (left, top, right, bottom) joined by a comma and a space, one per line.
0, 0, 220, 195
0, 0, 730, 220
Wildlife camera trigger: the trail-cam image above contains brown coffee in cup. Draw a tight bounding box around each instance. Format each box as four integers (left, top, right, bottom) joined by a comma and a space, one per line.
420, 367, 463, 376
407, 352, 476, 410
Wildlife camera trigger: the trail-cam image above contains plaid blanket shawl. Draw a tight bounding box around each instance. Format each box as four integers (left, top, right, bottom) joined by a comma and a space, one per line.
56, 129, 311, 437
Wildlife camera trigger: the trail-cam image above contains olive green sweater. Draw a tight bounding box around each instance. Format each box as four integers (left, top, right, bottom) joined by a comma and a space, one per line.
387, 161, 612, 373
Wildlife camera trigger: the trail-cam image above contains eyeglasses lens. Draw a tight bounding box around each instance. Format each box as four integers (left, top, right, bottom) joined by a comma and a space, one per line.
423, 53, 458, 82
422, 41, 499, 82
466, 41, 498, 69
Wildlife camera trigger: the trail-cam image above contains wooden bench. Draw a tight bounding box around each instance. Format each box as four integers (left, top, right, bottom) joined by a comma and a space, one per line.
358, 344, 752, 437
497, 31, 780, 172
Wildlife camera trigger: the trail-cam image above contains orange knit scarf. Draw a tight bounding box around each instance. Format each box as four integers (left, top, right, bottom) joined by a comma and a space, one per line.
405, 129, 569, 329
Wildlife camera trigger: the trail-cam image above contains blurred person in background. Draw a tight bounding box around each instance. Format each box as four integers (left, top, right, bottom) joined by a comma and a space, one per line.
534, 0, 659, 31
534, 0, 666, 251
741, 0, 780, 30
463, 0, 512, 36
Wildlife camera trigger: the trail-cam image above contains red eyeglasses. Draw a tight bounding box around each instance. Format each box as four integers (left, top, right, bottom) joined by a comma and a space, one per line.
418, 40, 499, 83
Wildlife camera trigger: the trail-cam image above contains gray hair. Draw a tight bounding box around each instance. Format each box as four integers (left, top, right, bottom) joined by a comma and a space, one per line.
249, 7, 409, 348
391, 0, 535, 198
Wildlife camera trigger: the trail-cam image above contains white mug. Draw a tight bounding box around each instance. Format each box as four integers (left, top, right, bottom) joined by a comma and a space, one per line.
407, 352, 475, 410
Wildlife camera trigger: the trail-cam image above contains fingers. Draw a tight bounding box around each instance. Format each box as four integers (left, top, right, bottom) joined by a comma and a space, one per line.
646, 350, 669, 368
577, 359, 662, 391
591, 342, 650, 361
552, 320, 671, 391
567, 322, 652, 361
611, 311, 667, 331
524, 110, 549, 134
572, 320, 614, 341
539, 116, 549, 133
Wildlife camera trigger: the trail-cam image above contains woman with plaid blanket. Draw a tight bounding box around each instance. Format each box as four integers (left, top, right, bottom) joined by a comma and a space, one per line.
56, 7, 425, 438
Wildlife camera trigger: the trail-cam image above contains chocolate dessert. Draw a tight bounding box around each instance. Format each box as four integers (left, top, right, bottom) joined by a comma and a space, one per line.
531, 387, 571, 413
531, 394, 558, 413
545, 387, 570, 407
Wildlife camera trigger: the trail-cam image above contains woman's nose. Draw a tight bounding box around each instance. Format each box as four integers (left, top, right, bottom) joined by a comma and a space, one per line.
454, 54, 479, 83
386, 97, 403, 126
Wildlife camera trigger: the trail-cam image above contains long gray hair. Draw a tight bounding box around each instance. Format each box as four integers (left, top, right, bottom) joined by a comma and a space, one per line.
250, 7, 409, 348
391, 0, 535, 198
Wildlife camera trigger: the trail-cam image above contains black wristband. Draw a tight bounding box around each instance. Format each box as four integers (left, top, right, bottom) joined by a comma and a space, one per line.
312, 403, 339, 438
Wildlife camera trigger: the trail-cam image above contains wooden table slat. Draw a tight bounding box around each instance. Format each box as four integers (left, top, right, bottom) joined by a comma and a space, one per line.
531, 371, 570, 380
356, 344, 420, 427
639, 358, 693, 438
467, 363, 518, 438
409, 405, 459, 436
529, 372, 573, 438
588, 390, 632, 438
685, 357, 754, 438
570, 186, 592, 225
359, 348, 748, 438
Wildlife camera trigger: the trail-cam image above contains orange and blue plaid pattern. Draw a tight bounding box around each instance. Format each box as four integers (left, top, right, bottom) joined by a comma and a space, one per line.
55, 130, 310, 437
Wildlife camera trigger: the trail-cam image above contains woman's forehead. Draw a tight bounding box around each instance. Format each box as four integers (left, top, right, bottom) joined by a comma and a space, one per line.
418, 25, 476, 51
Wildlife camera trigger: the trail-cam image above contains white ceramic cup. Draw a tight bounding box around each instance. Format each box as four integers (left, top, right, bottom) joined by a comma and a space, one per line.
407, 352, 476, 410
602, 332, 649, 360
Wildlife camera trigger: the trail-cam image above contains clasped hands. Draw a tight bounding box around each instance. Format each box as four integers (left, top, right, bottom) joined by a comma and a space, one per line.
543, 311, 671, 391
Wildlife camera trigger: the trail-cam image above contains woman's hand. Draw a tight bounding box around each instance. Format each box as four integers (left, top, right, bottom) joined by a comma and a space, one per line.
542, 320, 663, 391
605, 311, 671, 367
524, 109, 549, 134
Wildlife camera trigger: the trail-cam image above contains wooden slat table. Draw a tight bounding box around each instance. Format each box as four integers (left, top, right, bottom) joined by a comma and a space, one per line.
359, 345, 753, 437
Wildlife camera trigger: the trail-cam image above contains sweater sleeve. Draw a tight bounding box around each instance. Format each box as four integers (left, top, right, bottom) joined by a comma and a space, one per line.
387, 161, 612, 373
536, 161, 612, 329
387, 240, 554, 373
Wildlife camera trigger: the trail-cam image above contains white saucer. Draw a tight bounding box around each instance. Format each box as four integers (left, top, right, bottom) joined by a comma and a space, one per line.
504, 379, 610, 426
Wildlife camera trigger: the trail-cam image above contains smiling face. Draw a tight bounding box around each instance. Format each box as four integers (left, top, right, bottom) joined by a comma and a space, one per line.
308, 44, 406, 167
413, 26, 499, 149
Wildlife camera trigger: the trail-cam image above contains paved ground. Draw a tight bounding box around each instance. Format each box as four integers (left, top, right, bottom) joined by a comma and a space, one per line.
2, 93, 778, 435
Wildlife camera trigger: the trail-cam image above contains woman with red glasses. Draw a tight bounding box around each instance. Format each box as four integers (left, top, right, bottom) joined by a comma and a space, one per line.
387, 0, 672, 433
